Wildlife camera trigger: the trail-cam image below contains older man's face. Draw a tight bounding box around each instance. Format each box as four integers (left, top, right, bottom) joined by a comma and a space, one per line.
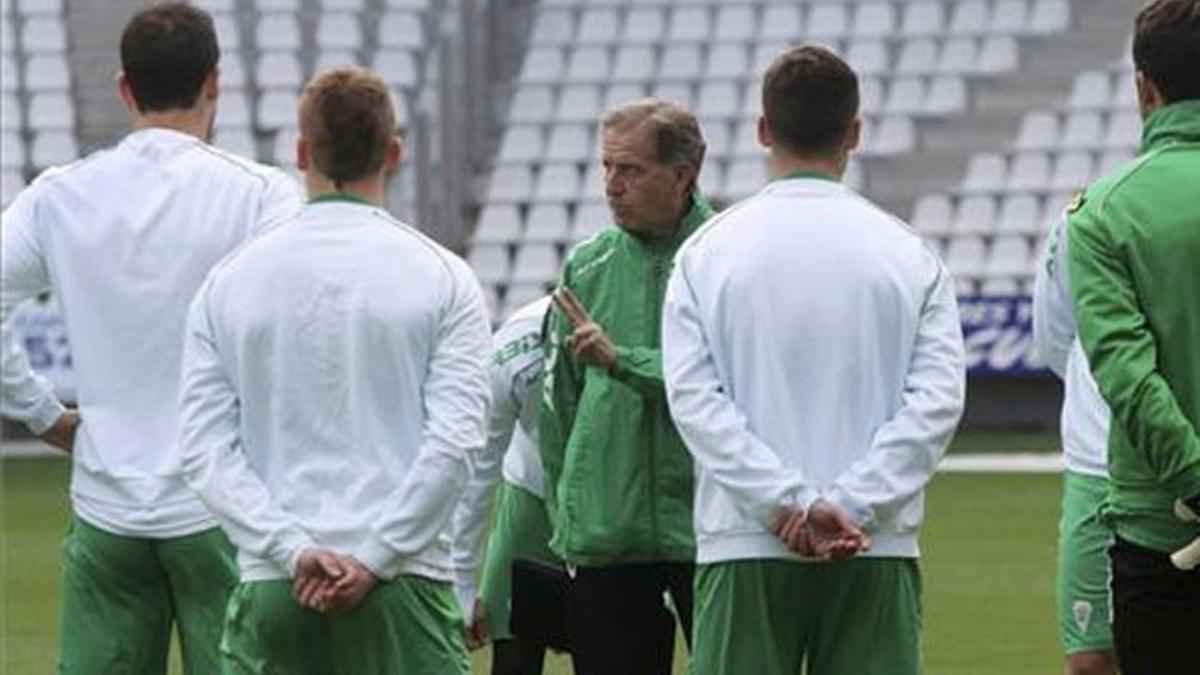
601, 123, 693, 237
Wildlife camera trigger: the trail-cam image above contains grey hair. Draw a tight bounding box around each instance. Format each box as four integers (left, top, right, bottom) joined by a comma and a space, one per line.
600, 97, 707, 173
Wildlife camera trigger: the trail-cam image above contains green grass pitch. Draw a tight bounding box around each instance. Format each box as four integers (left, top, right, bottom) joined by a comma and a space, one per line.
2, 440, 1062, 674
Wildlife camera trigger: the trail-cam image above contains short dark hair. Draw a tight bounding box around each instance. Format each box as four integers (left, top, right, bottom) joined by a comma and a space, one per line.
299, 67, 396, 185
1133, 0, 1200, 103
761, 46, 859, 158
120, 3, 219, 113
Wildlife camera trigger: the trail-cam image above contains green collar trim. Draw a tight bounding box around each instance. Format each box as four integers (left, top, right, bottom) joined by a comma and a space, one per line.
309, 192, 376, 207
775, 169, 840, 183
1141, 99, 1200, 153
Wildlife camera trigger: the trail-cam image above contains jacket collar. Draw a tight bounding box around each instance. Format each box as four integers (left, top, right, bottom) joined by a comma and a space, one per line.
1141, 99, 1200, 153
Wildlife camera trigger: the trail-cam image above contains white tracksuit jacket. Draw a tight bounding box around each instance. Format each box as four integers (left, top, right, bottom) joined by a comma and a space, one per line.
1032, 211, 1109, 478
450, 295, 550, 611
177, 198, 492, 582
663, 175, 966, 564
1, 128, 302, 537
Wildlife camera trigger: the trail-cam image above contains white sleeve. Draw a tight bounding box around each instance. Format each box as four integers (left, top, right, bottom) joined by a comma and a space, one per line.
178, 279, 316, 575
1032, 211, 1075, 379
663, 253, 820, 525
448, 335, 518, 614
1, 190, 66, 434
353, 268, 492, 579
252, 169, 304, 235
826, 264, 966, 528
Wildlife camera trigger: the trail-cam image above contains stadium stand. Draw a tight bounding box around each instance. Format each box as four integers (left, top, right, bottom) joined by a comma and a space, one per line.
0, 0, 436, 213
914, 56, 1139, 296
0, 0, 1142, 322
465, 0, 1130, 319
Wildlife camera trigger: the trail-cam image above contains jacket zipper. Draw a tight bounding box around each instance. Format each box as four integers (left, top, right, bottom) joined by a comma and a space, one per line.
645, 247, 664, 557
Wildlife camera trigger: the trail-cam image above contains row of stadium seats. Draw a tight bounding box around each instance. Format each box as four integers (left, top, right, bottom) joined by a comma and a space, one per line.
531, 0, 1070, 43
913, 191, 1075, 237
1015, 109, 1140, 152
959, 148, 1136, 195
510, 75, 969, 125
520, 36, 1019, 85
202, 0, 430, 11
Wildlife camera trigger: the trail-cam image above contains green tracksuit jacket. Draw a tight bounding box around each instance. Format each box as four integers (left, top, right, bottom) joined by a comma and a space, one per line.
1069, 99, 1200, 554
539, 193, 715, 566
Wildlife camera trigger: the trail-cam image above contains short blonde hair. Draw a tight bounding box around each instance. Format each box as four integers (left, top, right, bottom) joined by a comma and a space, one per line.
298, 67, 396, 185
601, 97, 706, 173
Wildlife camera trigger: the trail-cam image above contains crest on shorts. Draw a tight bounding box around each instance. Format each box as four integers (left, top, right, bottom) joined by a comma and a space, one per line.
1072, 600, 1093, 634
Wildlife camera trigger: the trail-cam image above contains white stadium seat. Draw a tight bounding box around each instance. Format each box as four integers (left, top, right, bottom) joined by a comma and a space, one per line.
30, 130, 76, 167
497, 125, 544, 164
27, 91, 73, 130
534, 163, 582, 202
912, 194, 954, 236
473, 204, 522, 245
256, 14, 301, 51
316, 13, 363, 51
524, 203, 570, 243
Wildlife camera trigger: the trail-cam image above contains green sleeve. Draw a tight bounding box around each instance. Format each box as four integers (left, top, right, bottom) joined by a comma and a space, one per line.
538, 283, 583, 524
1069, 209, 1200, 500
610, 346, 665, 398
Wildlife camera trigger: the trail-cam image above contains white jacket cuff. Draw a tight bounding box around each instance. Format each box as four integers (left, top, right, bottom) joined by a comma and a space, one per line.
353, 540, 398, 582
823, 485, 874, 529
26, 396, 66, 435
454, 580, 478, 619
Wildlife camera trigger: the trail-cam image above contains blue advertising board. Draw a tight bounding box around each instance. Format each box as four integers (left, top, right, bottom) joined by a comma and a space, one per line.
959, 295, 1047, 375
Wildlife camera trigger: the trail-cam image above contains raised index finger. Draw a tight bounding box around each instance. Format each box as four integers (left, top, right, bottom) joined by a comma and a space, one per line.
554, 287, 591, 328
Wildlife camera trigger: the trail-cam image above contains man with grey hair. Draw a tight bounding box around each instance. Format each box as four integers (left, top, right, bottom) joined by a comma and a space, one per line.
539, 97, 714, 675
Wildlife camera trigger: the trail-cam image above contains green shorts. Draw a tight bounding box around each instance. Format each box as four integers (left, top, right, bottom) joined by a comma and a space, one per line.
221, 575, 468, 675
693, 557, 923, 675
58, 515, 238, 675
1056, 470, 1114, 655
478, 481, 560, 641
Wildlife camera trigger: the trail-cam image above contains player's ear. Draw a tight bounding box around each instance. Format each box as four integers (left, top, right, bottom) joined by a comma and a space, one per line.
202, 68, 219, 102
845, 117, 862, 154
116, 72, 138, 115
296, 136, 310, 171
384, 136, 402, 177
756, 115, 772, 150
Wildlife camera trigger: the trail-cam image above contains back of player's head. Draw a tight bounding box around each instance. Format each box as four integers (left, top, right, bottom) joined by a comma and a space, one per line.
1134, 0, 1200, 103
761, 46, 859, 158
299, 67, 396, 185
120, 2, 219, 113
600, 98, 707, 174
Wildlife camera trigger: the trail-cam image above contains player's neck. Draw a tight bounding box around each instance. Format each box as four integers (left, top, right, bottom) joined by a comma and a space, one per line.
768, 152, 844, 183
306, 175, 386, 208
131, 109, 211, 141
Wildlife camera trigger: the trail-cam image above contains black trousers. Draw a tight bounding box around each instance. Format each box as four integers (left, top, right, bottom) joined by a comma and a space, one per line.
566, 562, 694, 675
1110, 535, 1200, 675
490, 638, 546, 675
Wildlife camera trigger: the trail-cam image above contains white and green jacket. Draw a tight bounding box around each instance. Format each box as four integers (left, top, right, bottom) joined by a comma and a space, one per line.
1, 128, 301, 538
178, 197, 492, 582
663, 174, 966, 564
450, 296, 550, 612
1033, 211, 1110, 478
